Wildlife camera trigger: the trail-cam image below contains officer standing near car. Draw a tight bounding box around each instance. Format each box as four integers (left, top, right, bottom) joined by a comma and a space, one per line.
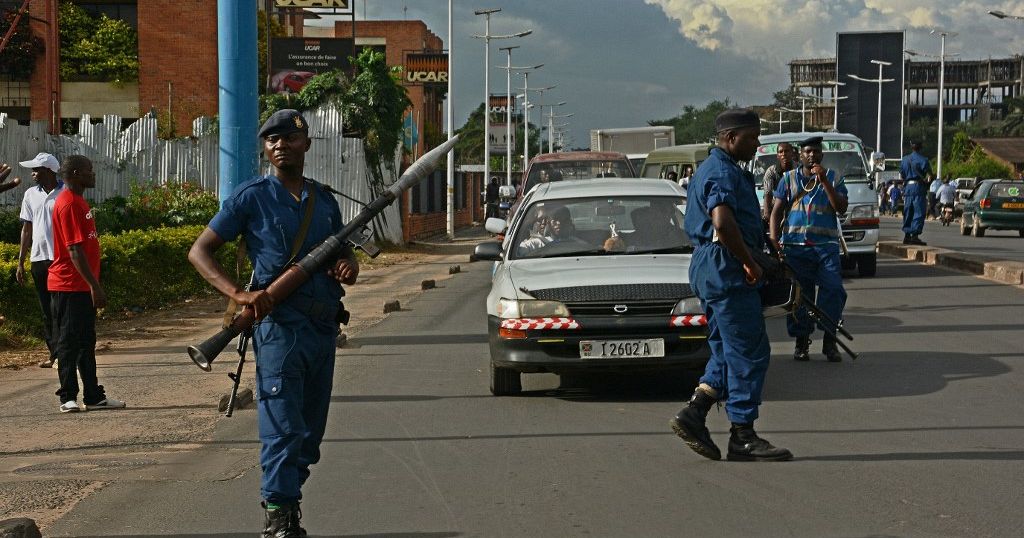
188, 109, 359, 537
769, 136, 848, 362
899, 141, 931, 245
669, 109, 792, 462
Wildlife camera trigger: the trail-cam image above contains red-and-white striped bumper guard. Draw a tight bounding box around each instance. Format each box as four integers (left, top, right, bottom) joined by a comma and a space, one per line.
499, 315, 707, 330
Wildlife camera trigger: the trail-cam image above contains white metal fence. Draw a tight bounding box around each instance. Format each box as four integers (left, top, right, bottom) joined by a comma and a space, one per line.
0, 105, 403, 243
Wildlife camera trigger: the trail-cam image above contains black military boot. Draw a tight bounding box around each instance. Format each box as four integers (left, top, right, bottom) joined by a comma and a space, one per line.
910, 235, 927, 246
902, 234, 912, 244
669, 386, 721, 460
822, 337, 842, 362
262, 502, 302, 538
290, 502, 307, 537
793, 336, 810, 361
727, 423, 793, 462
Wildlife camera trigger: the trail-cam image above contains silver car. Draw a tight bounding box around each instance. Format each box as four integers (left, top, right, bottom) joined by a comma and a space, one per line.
473, 178, 710, 396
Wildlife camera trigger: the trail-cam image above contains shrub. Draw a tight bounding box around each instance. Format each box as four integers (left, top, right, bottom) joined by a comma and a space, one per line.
0, 207, 21, 244
0, 225, 245, 349
90, 181, 219, 234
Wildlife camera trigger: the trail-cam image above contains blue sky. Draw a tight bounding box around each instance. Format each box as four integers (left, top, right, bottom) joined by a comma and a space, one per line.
312, 1, 1024, 149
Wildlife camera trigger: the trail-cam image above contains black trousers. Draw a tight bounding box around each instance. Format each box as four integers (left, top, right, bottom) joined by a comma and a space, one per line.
30, 260, 56, 360
52, 291, 105, 405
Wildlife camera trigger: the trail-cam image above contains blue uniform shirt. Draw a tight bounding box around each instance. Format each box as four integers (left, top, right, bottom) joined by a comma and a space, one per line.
209, 175, 344, 325
684, 147, 764, 297
773, 167, 848, 246
900, 151, 931, 181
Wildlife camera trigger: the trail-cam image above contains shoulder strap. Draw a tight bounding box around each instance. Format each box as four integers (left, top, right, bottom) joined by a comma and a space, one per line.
287, 180, 317, 265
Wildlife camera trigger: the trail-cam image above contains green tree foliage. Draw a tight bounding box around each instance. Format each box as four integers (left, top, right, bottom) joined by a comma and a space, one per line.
58, 1, 139, 83
943, 144, 1013, 180
91, 181, 219, 234
260, 69, 347, 125
341, 48, 412, 192
650, 99, 735, 144
0, 6, 44, 78
948, 131, 972, 164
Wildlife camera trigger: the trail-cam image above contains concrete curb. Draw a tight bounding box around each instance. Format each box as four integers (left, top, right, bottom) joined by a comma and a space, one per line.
878, 241, 1024, 286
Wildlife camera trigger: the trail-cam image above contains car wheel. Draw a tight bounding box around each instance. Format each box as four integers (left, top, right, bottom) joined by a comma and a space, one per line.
490, 363, 522, 396
857, 253, 877, 277
1019, 230, 1024, 238
960, 214, 971, 236
972, 215, 985, 237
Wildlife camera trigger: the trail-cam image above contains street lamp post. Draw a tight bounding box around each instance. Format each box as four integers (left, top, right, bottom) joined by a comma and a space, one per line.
519, 82, 554, 169
931, 29, 957, 181
497, 59, 542, 186
547, 109, 572, 152
827, 80, 847, 129
849, 60, 894, 157
766, 109, 788, 133
988, 9, 1024, 20
779, 106, 810, 132
473, 8, 530, 199
446, 0, 454, 238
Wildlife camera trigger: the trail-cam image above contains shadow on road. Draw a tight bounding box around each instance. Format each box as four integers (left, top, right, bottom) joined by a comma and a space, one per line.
72, 534, 460, 538
345, 334, 488, 347
797, 450, 1024, 462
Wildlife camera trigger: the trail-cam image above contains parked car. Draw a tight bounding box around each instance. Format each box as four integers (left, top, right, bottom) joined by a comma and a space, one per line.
959, 180, 1024, 237
750, 132, 879, 277
271, 70, 316, 93
953, 177, 979, 216
474, 178, 709, 395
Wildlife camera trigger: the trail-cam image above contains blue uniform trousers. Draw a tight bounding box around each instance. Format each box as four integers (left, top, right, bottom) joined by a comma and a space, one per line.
691, 245, 772, 424
902, 183, 926, 235
783, 244, 847, 339
253, 312, 336, 504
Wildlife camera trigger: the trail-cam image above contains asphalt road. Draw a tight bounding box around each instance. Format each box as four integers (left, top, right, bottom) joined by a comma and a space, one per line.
45, 255, 1024, 537
880, 214, 1024, 262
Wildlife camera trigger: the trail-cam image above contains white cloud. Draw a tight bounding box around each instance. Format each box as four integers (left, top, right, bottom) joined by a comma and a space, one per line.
644, 0, 1024, 62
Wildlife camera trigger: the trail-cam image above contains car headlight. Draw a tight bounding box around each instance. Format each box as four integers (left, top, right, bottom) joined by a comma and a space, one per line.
496, 299, 570, 319
671, 297, 702, 315
849, 204, 879, 219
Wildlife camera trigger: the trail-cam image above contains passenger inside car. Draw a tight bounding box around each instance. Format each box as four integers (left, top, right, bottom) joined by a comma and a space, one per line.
517, 205, 578, 255
629, 200, 686, 250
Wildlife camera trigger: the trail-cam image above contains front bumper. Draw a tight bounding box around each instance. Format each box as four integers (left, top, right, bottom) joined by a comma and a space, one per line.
840, 225, 879, 256
488, 315, 710, 373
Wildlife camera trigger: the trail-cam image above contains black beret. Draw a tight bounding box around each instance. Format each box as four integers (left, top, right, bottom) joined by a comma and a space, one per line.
799, 136, 823, 148
258, 109, 309, 138
714, 108, 761, 133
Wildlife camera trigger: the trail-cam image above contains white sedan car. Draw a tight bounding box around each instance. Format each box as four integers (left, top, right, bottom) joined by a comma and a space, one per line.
473, 178, 710, 396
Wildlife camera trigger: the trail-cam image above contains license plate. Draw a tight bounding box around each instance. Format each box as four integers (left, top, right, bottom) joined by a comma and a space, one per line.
580, 339, 665, 359
1002, 202, 1024, 209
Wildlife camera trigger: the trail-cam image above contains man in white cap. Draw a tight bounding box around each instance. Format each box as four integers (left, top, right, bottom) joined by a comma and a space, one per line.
16, 152, 64, 368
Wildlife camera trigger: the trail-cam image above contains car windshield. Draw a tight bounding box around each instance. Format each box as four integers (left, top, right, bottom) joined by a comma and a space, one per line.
511, 195, 692, 259
752, 141, 869, 186
524, 160, 634, 193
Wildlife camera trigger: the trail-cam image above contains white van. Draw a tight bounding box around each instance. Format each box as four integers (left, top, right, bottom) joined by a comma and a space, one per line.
750, 132, 880, 277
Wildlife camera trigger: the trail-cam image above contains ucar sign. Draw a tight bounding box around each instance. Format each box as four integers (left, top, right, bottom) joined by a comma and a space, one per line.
404, 52, 448, 86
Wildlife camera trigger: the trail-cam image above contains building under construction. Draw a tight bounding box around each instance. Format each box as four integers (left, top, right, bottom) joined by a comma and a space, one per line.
790, 55, 1024, 128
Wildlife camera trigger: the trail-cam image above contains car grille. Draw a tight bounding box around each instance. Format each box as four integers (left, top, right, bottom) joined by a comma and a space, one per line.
566, 299, 678, 317
529, 283, 693, 302
529, 283, 693, 317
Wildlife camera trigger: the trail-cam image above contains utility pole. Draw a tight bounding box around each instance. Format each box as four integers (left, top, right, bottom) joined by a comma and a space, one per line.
932, 29, 957, 180
849, 60, 894, 157
496, 57, 541, 186
446, 0, 454, 238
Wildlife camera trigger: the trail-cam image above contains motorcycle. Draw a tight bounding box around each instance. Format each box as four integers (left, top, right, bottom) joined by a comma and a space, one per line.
940, 203, 954, 226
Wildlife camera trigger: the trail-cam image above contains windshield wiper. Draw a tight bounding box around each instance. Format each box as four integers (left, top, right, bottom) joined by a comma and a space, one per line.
628, 246, 694, 254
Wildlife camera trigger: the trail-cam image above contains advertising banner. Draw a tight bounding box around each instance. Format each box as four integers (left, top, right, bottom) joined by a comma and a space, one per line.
404, 52, 448, 85
836, 31, 905, 157
270, 38, 354, 93
490, 123, 516, 155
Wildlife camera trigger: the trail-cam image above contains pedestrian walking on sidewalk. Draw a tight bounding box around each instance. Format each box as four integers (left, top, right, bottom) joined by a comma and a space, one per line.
15, 152, 64, 369
188, 109, 360, 537
669, 109, 792, 463
769, 136, 848, 362
49, 155, 126, 414
899, 141, 931, 245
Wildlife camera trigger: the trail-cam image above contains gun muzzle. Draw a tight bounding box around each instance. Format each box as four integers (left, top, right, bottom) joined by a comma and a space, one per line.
187, 325, 241, 371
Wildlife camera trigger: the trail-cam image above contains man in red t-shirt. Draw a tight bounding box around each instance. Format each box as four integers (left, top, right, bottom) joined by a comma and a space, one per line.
48, 155, 125, 413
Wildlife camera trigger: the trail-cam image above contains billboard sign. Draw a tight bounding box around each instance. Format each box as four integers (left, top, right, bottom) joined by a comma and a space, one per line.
270, 38, 354, 93
836, 31, 905, 158
404, 52, 448, 85
489, 123, 516, 155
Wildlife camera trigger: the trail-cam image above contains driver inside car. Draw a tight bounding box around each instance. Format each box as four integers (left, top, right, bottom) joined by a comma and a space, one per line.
517, 205, 577, 255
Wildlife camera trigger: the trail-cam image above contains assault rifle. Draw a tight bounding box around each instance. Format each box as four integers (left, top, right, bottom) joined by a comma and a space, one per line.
753, 240, 857, 360
189, 136, 458, 415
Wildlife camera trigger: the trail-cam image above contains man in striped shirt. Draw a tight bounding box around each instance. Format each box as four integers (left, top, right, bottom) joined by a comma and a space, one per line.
769, 136, 849, 362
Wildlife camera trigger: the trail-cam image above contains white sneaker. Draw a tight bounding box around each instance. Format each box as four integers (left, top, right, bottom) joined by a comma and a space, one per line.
59, 401, 82, 413
87, 398, 126, 410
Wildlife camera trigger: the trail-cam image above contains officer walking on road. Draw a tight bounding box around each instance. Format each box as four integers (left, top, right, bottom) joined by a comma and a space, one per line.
899, 141, 931, 245
188, 109, 360, 537
669, 109, 792, 462
769, 136, 848, 362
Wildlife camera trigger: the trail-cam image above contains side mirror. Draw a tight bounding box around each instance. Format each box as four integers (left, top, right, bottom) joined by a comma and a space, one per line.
473, 241, 503, 262
484, 217, 507, 234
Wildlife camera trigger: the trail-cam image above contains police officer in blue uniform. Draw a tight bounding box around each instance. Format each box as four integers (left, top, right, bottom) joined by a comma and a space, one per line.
769, 136, 848, 362
669, 109, 792, 462
188, 109, 359, 537
899, 141, 931, 245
